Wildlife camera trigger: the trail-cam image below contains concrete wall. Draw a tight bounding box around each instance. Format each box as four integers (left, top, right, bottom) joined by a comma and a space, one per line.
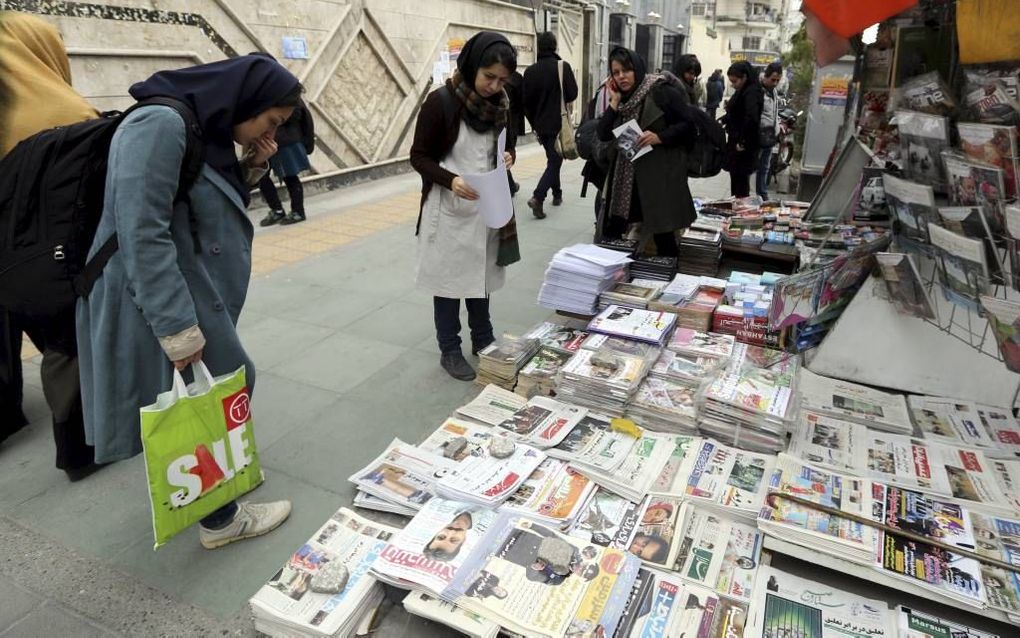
5, 0, 534, 176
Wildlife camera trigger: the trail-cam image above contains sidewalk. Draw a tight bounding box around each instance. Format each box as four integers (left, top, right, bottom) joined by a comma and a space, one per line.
0, 146, 734, 636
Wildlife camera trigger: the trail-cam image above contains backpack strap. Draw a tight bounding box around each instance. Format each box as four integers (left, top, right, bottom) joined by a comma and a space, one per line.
73, 98, 205, 298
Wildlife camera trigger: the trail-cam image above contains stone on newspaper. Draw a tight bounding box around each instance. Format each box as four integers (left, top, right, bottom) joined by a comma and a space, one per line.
310, 562, 349, 594
537, 537, 574, 576
444, 436, 468, 459
488, 435, 516, 459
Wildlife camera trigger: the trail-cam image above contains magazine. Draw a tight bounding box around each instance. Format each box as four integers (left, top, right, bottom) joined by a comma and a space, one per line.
944, 153, 1008, 233
402, 591, 499, 638
650, 349, 722, 386
559, 348, 649, 397
957, 122, 1018, 199
969, 512, 1020, 615
882, 173, 938, 246
575, 431, 677, 503
676, 439, 776, 519
523, 321, 590, 354
457, 384, 528, 427
249, 508, 399, 637
496, 396, 588, 449
702, 343, 799, 425
746, 566, 894, 638
626, 495, 683, 568
516, 346, 574, 398
665, 329, 736, 359
669, 502, 762, 603
626, 376, 699, 432
371, 498, 499, 594
797, 369, 913, 434
586, 305, 676, 346
567, 487, 644, 550
937, 206, 1002, 283
896, 110, 950, 192
786, 411, 868, 474
980, 296, 1020, 374
545, 411, 638, 472
852, 166, 889, 220
445, 513, 642, 638
348, 440, 453, 510
768, 269, 824, 330
928, 223, 990, 310
613, 119, 653, 162
897, 605, 1000, 638
875, 252, 936, 319
758, 454, 877, 563
501, 458, 595, 528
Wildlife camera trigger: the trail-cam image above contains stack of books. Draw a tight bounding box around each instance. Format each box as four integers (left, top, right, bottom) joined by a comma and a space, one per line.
476, 335, 540, 389
629, 254, 676, 281
678, 227, 722, 276
596, 236, 638, 255
672, 287, 724, 332
537, 244, 632, 315
597, 281, 660, 311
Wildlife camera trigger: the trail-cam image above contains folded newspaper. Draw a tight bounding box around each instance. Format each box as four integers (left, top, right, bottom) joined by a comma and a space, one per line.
348, 439, 452, 512
249, 508, 400, 637
567, 487, 644, 551
669, 502, 762, 604
402, 591, 500, 638
910, 395, 1020, 459
673, 438, 776, 520
456, 384, 528, 427
573, 430, 677, 503
797, 369, 913, 434
495, 395, 588, 448
614, 570, 750, 638
501, 458, 595, 528
545, 411, 639, 474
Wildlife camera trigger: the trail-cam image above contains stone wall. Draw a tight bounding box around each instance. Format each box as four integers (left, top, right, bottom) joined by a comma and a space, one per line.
3, 0, 535, 175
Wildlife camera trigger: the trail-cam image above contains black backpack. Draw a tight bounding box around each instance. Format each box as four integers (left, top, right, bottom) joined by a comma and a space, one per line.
0, 97, 204, 318
685, 107, 725, 178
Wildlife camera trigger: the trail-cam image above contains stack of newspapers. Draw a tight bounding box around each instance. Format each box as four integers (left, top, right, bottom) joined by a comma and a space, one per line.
572, 430, 678, 502
476, 335, 541, 390
537, 244, 631, 315
249, 508, 399, 637
556, 346, 652, 416
797, 368, 913, 434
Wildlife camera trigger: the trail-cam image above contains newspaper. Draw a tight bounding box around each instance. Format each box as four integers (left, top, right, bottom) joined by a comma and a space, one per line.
457, 384, 528, 426
502, 458, 595, 528
546, 411, 638, 472
616, 572, 748, 638
627, 495, 683, 568
746, 566, 894, 638
496, 396, 588, 448
402, 591, 499, 638
575, 431, 677, 503
797, 369, 913, 433
523, 321, 590, 354
353, 489, 417, 517
976, 404, 1020, 458
969, 512, 1020, 615
567, 488, 644, 550
249, 508, 399, 637
758, 454, 877, 562
586, 305, 677, 345
445, 513, 642, 638
675, 439, 776, 519
648, 435, 701, 495
863, 431, 953, 496
896, 605, 1000, 638
348, 439, 454, 510
786, 411, 868, 473
371, 498, 499, 594
669, 502, 762, 603
877, 484, 987, 607
909, 395, 995, 449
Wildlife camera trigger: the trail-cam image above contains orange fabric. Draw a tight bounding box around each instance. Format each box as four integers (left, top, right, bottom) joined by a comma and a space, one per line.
803, 0, 918, 39
0, 11, 97, 156
957, 0, 1020, 64
804, 9, 850, 68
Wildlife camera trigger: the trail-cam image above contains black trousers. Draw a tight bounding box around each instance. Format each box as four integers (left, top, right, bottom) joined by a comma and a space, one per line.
603, 215, 678, 258
533, 133, 563, 202
0, 309, 94, 469
258, 174, 305, 214
730, 170, 752, 198
433, 297, 494, 355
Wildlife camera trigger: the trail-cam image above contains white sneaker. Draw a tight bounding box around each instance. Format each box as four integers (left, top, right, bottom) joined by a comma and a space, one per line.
199, 500, 292, 549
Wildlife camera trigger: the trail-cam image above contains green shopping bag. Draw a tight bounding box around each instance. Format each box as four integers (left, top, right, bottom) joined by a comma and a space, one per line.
141, 362, 263, 549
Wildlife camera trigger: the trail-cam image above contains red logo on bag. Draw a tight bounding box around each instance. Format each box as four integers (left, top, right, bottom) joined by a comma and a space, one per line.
223, 389, 251, 430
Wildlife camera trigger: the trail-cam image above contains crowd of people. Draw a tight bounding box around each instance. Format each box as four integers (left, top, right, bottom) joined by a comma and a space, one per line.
0, 10, 787, 554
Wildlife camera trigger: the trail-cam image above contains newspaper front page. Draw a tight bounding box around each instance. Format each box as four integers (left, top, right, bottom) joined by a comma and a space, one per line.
496, 396, 588, 448
669, 502, 762, 603
546, 412, 639, 472
457, 385, 528, 426
969, 512, 1020, 616
567, 488, 644, 550
797, 369, 913, 433
348, 439, 454, 510
402, 591, 500, 638
676, 439, 775, 518
786, 411, 868, 473
577, 431, 677, 502
502, 458, 595, 527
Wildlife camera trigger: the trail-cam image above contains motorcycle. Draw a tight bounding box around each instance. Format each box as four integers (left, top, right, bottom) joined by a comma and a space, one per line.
769, 103, 800, 181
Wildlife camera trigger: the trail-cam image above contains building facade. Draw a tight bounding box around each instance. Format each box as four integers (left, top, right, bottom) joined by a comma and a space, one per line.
687, 0, 793, 84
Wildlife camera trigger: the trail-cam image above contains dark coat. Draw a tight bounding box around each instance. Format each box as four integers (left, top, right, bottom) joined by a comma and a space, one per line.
706, 74, 724, 109
597, 80, 697, 235
409, 84, 517, 228
722, 82, 763, 175
274, 101, 315, 153
505, 71, 526, 136
522, 52, 578, 136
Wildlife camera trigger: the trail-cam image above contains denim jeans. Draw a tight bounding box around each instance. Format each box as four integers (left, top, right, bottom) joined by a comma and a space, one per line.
200, 501, 238, 529
533, 133, 563, 202
433, 296, 494, 355
756, 146, 774, 198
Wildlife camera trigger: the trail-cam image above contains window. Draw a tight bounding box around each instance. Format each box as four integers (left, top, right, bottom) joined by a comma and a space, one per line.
691, 3, 707, 16
742, 35, 761, 50
609, 14, 626, 49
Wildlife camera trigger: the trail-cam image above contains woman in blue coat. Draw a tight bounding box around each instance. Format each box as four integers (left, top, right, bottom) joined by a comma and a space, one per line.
76, 56, 301, 549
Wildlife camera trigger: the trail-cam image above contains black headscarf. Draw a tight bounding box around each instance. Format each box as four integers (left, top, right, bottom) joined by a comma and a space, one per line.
129, 55, 299, 205
451, 32, 512, 133
608, 47, 647, 100
457, 31, 511, 87
727, 61, 759, 90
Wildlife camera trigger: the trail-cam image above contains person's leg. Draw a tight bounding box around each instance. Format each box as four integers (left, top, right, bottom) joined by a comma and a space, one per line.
279, 175, 306, 224
507, 169, 520, 195
756, 146, 772, 199
0, 309, 27, 443
465, 297, 494, 355
198, 499, 292, 549
652, 232, 679, 258
200, 502, 239, 529
730, 169, 751, 198
551, 142, 564, 205
257, 174, 286, 226
528, 134, 559, 218
434, 297, 474, 380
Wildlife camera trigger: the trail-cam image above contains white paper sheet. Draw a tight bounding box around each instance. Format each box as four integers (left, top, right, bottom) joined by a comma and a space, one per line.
461, 129, 513, 229
612, 120, 652, 162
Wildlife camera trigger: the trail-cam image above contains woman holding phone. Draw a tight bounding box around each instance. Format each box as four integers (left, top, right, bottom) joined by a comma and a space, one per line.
410, 32, 520, 382
596, 47, 696, 257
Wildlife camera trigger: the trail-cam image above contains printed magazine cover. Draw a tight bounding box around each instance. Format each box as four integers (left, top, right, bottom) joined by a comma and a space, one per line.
875, 252, 936, 319
666, 329, 736, 359
883, 173, 938, 247
928, 223, 990, 310
768, 269, 824, 330
944, 153, 1008, 233
896, 110, 950, 192
980, 296, 1020, 373
957, 122, 1018, 198
587, 305, 677, 345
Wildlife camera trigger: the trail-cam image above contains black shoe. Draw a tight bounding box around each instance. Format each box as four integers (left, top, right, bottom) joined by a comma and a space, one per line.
65, 463, 107, 483
471, 339, 495, 356
511, 181, 521, 195
259, 210, 286, 227
440, 352, 476, 381
552, 194, 563, 206
279, 211, 306, 225
528, 198, 546, 219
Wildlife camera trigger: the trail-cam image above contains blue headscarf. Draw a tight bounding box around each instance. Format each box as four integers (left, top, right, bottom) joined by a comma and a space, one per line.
129, 55, 299, 205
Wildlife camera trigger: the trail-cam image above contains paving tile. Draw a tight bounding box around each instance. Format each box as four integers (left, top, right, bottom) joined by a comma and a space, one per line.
268, 333, 408, 394
242, 277, 332, 317
2, 603, 104, 638
342, 300, 436, 348
250, 372, 344, 449
271, 286, 390, 330
237, 315, 334, 370
0, 580, 41, 628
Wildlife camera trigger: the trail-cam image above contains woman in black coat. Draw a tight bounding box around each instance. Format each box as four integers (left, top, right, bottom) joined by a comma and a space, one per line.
722, 61, 763, 198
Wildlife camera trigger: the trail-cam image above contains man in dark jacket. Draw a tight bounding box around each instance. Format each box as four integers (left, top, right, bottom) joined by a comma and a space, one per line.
505, 70, 525, 195
523, 31, 578, 219
706, 69, 724, 120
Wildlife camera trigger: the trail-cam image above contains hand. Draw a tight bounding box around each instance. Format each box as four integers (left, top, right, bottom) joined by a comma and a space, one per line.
605, 77, 621, 110
503, 152, 515, 170
249, 136, 278, 166
451, 176, 479, 201
173, 348, 203, 371
636, 131, 662, 149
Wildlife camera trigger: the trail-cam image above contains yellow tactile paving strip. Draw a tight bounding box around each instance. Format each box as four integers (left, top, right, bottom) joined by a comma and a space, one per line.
19, 151, 549, 361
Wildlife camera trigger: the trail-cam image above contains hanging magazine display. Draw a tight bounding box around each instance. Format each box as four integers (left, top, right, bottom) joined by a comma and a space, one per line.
928, 224, 990, 310
896, 109, 950, 191
938, 206, 1003, 283
957, 122, 1019, 198
944, 153, 1008, 233
883, 173, 938, 248
875, 252, 936, 319
981, 296, 1020, 372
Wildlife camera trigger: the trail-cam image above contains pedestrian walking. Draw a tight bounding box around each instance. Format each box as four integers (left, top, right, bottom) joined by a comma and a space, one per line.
0, 11, 99, 478
523, 31, 577, 219
670, 54, 705, 108
505, 70, 525, 196
596, 47, 696, 258
706, 69, 724, 120
409, 32, 521, 382
722, 61, 763, 198
75, 55, 302, 548
756, 62, 783, 200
